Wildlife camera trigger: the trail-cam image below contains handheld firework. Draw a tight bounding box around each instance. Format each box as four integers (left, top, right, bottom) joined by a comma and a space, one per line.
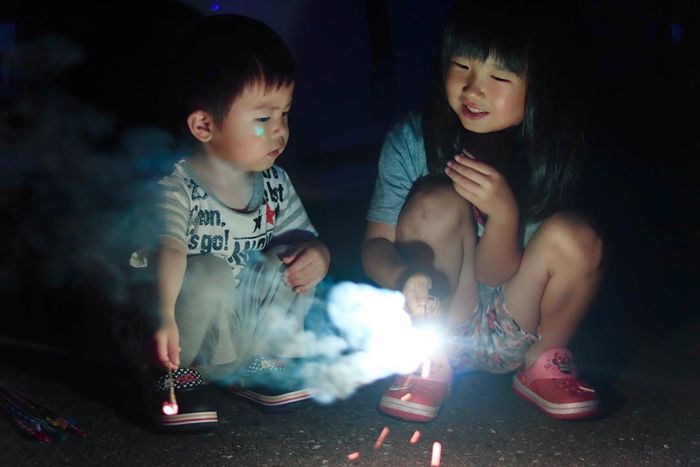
161, 368, 179, 416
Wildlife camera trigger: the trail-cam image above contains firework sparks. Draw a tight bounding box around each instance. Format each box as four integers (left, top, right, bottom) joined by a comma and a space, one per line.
410, 430, 421, 444
374, 426, 390, 449
431, 441, 442, 466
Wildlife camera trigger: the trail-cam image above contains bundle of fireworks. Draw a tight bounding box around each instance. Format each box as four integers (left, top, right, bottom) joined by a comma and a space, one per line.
0, 381, 87, 442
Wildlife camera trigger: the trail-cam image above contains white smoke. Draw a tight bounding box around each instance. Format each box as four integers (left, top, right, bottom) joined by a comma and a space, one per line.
286, 282, 441, 403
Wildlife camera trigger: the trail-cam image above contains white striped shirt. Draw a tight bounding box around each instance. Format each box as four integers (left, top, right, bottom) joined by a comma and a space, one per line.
158, 161, 317, 278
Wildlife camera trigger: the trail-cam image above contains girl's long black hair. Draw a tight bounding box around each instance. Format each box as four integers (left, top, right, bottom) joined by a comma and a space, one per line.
423, 0, 589, 221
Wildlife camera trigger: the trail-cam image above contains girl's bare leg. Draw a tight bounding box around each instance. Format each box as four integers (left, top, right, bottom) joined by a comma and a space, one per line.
396, 181, 478, 327
504, 212, 604, 368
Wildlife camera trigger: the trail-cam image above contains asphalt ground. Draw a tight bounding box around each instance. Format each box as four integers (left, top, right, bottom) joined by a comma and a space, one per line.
2, 189, 699, 466
1, 320, 699, 466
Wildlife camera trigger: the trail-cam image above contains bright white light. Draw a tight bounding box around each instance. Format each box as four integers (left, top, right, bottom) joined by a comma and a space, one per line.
327, 282, 441, 376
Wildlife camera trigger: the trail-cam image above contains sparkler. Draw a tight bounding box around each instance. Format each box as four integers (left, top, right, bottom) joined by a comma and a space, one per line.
161, 369, 179, 416
0, 381, 87, 441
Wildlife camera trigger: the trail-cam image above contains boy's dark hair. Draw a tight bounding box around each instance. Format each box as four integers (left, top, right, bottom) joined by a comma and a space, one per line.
170, 14, 294, 132
422, 0, 589, 220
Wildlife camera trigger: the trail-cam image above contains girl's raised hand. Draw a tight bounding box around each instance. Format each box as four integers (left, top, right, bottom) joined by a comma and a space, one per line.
445, 153, 518, 223
401, 272, 442, 321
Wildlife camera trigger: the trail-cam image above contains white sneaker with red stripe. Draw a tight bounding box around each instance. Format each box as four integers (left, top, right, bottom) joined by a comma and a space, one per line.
228, 357, 313, 410
513, 348, 598, 420
378, 356, 453, 422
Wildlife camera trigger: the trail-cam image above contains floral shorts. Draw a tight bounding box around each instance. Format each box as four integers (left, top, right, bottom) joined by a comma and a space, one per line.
448, 285, 539, 374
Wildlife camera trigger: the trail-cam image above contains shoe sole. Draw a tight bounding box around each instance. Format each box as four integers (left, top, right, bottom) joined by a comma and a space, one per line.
512, 375, 598, 420
378, 395, 439, 422
230, 387, 313, 407
155, 411, 219, 431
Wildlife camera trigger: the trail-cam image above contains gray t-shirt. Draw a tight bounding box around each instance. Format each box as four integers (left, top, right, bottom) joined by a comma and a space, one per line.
367, 112, 540, 244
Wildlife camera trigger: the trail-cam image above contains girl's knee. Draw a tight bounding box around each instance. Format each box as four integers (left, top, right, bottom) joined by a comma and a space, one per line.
398, 179, 472, 238
540, 212, 604, 270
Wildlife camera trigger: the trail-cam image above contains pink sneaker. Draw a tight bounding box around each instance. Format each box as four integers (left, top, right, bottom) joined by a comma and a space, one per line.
513, 348, 598, 420
378, 357, 453, 422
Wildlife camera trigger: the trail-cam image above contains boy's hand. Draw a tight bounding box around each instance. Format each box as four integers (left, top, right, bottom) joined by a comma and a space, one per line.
402, 272, 441, 320
282, 240, 330, 293
147, 317, 181, 371
445, 153, 518, 223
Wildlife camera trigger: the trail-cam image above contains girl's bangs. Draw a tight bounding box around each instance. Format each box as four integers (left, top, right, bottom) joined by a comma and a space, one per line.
442, 6, 530, 76
444, 33, 528, 76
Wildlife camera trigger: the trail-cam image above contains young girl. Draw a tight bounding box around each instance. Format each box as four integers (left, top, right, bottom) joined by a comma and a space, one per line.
362, 0, 602, 422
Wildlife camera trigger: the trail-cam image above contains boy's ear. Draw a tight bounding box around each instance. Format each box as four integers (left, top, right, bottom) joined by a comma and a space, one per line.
186, 110, 215, 142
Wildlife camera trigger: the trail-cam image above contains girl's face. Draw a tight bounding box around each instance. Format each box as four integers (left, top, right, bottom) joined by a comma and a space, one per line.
207, 81, 294, 171
445, 55, 526, 133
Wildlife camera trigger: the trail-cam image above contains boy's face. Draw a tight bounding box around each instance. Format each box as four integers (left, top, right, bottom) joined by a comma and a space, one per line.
207, 82, 294, 171
445, 55, 526, 134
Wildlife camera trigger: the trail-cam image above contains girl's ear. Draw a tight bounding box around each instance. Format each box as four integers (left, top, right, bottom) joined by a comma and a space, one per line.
186, 110, 215, 142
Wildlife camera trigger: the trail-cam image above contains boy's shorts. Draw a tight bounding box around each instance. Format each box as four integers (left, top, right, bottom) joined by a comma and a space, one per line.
448, 285, 540, 374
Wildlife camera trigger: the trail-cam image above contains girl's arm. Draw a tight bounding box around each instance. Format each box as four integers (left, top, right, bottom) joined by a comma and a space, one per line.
445, 155, 522, 285
362, 221, 407, 290
475, 213, 522, 286
362, 221, 435, 318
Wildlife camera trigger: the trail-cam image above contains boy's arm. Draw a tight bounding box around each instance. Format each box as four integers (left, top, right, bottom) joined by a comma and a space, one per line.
281, 239, 330, 293
151, 237, 187, 369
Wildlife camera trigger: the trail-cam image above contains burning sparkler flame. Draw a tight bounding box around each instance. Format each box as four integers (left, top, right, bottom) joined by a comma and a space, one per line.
327, 283, 442, 375
282, 282, 449, 404
161, 401, 179, 416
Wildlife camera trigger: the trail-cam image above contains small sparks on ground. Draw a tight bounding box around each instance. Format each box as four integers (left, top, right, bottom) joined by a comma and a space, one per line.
410, 430, 421, 444
347, 452, 360, 461
431, 441, 442, 466
374, 426, 390, 449
401, 393, 412, 401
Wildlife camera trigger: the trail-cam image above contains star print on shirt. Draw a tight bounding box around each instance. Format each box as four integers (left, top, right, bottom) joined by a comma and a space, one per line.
253, 214, 262, 232
265, 204, 276, 225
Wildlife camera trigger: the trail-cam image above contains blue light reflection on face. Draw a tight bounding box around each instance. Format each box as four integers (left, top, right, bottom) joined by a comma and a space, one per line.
255, 126, 264, 137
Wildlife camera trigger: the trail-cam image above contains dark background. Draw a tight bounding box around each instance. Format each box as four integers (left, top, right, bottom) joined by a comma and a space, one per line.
0, 0, 698, 366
